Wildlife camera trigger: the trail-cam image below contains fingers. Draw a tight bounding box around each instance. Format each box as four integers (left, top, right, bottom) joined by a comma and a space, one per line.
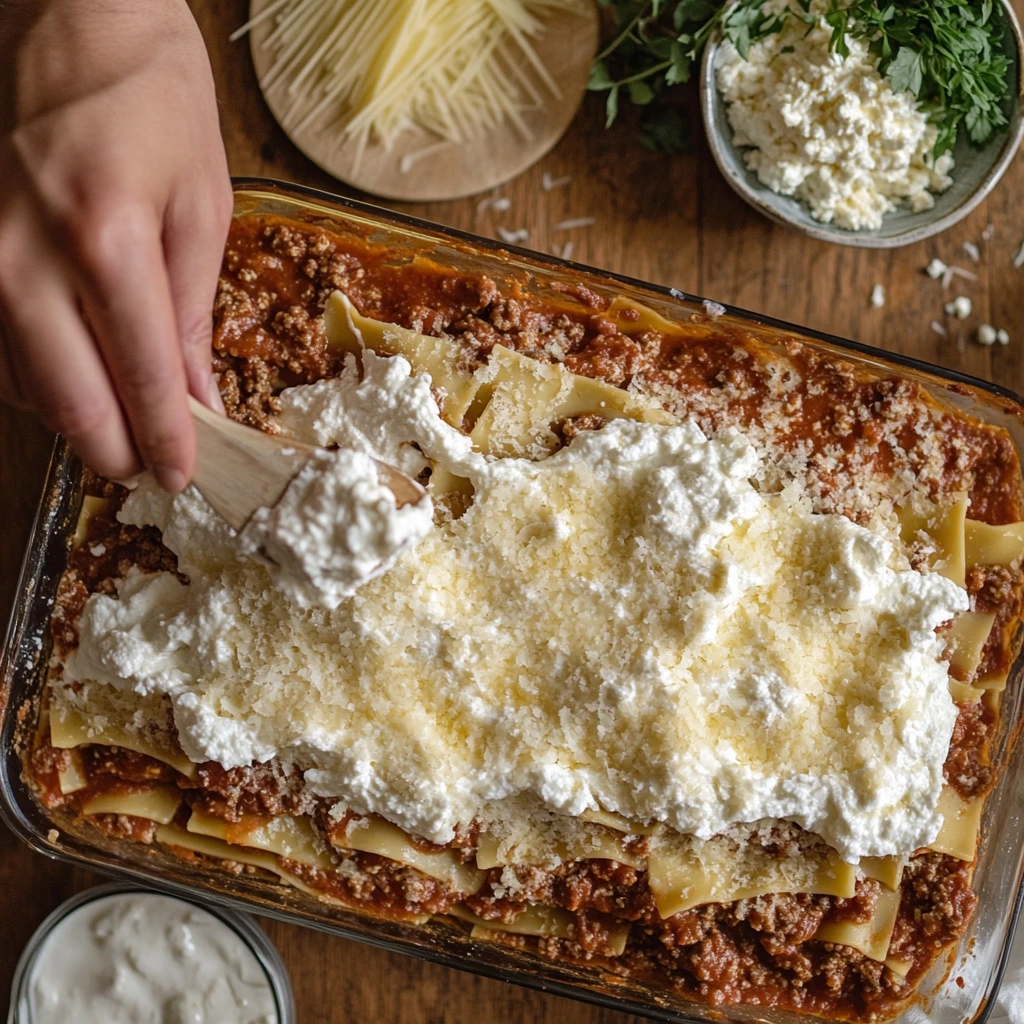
74, 201, 194, 492
163, 183, 232, 414
0, 246, 139, 480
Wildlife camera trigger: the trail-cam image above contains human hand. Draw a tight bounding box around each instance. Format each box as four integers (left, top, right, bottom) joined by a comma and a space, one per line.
0, 0, 232, 492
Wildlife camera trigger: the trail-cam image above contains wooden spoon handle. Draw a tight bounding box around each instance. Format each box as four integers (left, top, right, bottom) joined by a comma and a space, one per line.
189, 397, 313, 530
188, 397, 426, 530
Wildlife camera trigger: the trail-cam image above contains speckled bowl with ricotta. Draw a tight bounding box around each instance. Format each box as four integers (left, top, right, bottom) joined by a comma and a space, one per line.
700, 0, 1023, 248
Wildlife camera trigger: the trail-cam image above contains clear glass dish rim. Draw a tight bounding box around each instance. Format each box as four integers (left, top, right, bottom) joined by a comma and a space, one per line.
0, 175, 1021, 1024
5, 881, 295, 1024
230, 177, 1024, 406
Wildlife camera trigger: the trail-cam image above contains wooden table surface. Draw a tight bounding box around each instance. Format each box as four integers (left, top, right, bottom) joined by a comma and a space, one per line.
2, 2, 1023, 1020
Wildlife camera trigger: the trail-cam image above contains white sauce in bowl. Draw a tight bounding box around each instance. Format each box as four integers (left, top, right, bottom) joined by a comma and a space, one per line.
27, 892, 277, 1024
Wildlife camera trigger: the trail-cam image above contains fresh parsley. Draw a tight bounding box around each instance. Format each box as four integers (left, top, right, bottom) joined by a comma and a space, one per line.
589, 0, 1012, 157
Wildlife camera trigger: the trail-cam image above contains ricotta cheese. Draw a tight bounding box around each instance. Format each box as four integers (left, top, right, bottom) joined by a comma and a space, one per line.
716, 2, 954, 231
238, 448, 434, 610
61, 350, 968, 862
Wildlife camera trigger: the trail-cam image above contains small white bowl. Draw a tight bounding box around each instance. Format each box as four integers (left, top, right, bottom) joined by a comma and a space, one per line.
700, 0, 1024, 248
7, 884, 295, 1024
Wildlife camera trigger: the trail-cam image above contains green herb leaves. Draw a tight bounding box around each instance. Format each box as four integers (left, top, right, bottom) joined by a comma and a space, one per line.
885, 45, 924, 96
589, 0, 778, 139
824, 0, 1011, 155
590, 0, 1012, 156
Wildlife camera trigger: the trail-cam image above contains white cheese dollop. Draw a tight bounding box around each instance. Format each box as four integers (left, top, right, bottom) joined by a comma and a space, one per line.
61, 350, 968, 862
239, 448, 433, 610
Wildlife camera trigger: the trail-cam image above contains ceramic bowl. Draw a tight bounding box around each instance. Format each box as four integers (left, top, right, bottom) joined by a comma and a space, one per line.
699, 0, 1024, 248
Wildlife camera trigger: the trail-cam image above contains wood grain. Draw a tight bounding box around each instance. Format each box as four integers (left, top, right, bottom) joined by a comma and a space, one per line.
1, 1, 1022, 1020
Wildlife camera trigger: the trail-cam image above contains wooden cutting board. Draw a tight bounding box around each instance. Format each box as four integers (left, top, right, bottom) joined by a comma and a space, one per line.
248, 0, 599, 202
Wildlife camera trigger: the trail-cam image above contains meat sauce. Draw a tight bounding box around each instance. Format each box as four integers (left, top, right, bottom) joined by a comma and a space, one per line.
30, 214, 1024, 1023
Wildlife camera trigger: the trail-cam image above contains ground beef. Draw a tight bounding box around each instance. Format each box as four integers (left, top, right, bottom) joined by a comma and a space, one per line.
183, 761, 321, 821
944, 699, 995, 799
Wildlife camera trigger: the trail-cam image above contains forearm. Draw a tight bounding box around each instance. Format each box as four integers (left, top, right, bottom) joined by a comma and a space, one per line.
5, 0, 199, 119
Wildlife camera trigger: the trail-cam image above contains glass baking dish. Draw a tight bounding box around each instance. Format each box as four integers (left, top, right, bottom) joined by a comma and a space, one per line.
2, 177, 1023, 1024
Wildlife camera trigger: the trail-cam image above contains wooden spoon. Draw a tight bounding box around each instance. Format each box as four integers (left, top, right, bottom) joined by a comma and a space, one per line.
188, 397, 425, 531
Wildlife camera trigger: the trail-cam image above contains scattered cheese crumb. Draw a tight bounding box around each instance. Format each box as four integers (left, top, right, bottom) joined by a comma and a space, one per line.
962, 241, 980, 263
89, 544, 106, 557
554, 241, 574, 262
1014, 241, 1024, 269
703, 299, 727, 318
945, 296, 972, 319
554, 217, 596, 231
870, 284, 885, 309
477, 194, 510, 214
982, 223, 994, 242
977, 324, 998, 346
398, 141, 452, 174
941, 265, 978, 290
930, 321, 948, 338
47, 829, 59, 844
496, 226, 529, 245
925, 258, 948, 279
997, 329, 1010, 346
542, 172, 571, 191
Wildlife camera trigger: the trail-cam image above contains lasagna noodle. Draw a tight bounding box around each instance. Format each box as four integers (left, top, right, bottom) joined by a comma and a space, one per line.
58, 749, 88, 795
336, 816, 486, 894
977, 671, 1010, 693
578, 808, 658, 835
475, 827, 644, 870
466, 914, 631, 957
965, 520, 1024, 568
161, 820, 435, 921
947, 612, 997, 679
468, 343, 675, 458
325, 291, 481, 425
816, 887, 902, 963
897, 499, 968, 587
50, 706, 198, 780
885, 957, 914, 979
929, 787, 983, 862
647, 835, 858, 919
948, 679, 984, 704
81, 785, 181, 825
858, 856, 905, 891
186, 810, 336, 871
156, 825, 282, 873
604, 296, 692, 337
72, 495, 111, 550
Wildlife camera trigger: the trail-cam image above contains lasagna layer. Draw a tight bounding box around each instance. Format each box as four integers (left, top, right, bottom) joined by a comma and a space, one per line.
28, 214, 1024, 1023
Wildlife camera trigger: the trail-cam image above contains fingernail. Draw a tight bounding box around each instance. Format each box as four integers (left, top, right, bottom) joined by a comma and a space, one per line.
207, 376, 226, 415
154, 466, 188, 494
